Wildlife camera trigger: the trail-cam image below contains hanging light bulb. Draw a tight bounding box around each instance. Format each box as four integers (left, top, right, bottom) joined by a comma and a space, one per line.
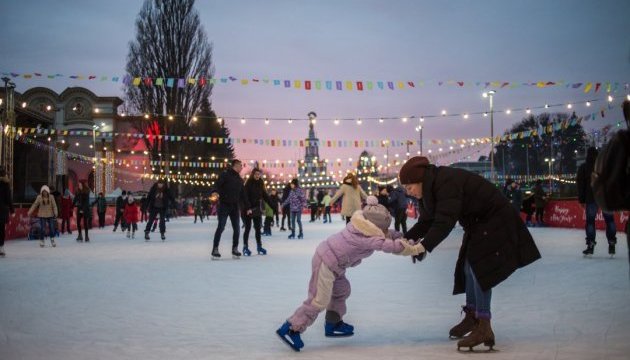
567, 103, 572, 109
356, 119, 362, 125
506, 109, 512, 114
288, 119, 293, 124
240, 118, 246, 124
463, 113, 469, 119
264, 118, 270, 125
586, 101, 591, 107
483, 112, 488, 117
217, 117, 223, 124
607, 95, 613, 102
334, 119, 339, 125
402, 117, 408, 122
168, 115, 174, 120
192, 116, 198, 122
544, 104, 549, 109
526, 108, 531, 114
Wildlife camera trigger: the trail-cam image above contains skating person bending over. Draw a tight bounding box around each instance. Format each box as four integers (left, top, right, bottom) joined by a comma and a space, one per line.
399, 156, 541, 351
276, 196, 424, 351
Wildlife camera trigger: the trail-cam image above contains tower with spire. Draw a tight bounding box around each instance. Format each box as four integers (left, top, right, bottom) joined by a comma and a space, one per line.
298, 112, 335, 189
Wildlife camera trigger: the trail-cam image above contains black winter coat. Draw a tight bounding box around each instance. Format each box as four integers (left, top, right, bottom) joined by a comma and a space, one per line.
213, 168, 245, 205
576, 162, 595, 204
0, 177, 14, 223
281, 184, 292, 210
269, 194, 280, 214
146, 184, 175, 210
73, 191, 91, 214
115, 195, 124, 212
405, 166, 541, 295
241, 178, 271, 217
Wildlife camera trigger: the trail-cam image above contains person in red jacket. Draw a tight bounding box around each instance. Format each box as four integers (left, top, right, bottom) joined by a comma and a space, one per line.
60, 189, 73, 235
123, 195, 139, 239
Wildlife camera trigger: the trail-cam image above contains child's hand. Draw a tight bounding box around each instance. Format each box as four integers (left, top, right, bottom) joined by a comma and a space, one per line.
396, 239, 425, 257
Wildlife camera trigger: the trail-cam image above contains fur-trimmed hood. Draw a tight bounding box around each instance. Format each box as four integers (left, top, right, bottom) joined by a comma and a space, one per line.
350, 210, 386, 238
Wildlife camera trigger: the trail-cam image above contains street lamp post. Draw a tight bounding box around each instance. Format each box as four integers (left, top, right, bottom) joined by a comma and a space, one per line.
545, 157, 555, 194
483, 90, 496, 184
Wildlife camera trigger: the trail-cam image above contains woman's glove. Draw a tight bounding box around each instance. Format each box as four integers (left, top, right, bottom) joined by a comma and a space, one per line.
396, 239, 426, 257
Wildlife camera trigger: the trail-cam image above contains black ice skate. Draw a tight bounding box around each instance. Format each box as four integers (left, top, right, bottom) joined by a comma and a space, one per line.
211, 247, 221, 260
608, 243, 616, 258
161, 233, 166, 241
582, 242, 594, 257
144, 231, 150, 241
232, 248, 241, 259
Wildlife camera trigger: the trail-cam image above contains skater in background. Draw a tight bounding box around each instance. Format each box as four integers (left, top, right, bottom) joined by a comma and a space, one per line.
283, 178, 307, 239
521, 192, 535, 227
140, 194, 148, 223
241, 168, 272, 256
144, 180, 175, 241
317, 189, 325, 221
578, 147, 618, 256
59, 189, 73, 235
280, 182, 292, 232
533, 180, 547, 226
210, 159, 245, 259
93, 192, 107, 229
276, 196, 424, 352
28, 185, 58, 248
123, 195, 139, 239
0, 167, 15, 257
113, 190, 126, 232
193, 193, 204, 223
308, 189, 318, 223
73, 181, 91, 242
322, 190, 332, 223
376, 186, 389, 207
388, 185, 409, 233
269, 189, 281, 228
505, 179, 523, 214
330, 173, 367, 224
398, 156, 541, 351
263, 201, 274, 236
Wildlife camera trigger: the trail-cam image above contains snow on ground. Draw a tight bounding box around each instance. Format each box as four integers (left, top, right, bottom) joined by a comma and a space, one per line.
1, 216, 629, 360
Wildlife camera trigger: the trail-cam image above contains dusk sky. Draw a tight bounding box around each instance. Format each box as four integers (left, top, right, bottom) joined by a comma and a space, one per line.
1, 0, 629, 173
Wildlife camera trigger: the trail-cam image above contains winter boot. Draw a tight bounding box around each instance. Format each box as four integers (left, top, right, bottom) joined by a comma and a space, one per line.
84, 234, 90, 242
243, 247, 252, 256
76, 233, 83, 242
39, 239, 45, 248
449, 306, 478, 339
211, 247, 221, 260
457, 318, 495, 351
298, 233, 304, 239
126, 229, 131, 238
288, 233, 295, 239
276, 321, 304, 352
132, 231, 135, 239
257, 246, 267, 255
51, 238, 56, 248
161, 233, 166, 241
232, 247, 242, 259
144, 231, 150, 241
582, 241, 595, 256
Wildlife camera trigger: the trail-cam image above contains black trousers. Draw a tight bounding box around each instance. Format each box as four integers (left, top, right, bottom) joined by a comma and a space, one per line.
98, 212, 105, 228
194, 211, 204, 223
77, 210, 89, 236
535, 207, 545, 223
394, 208, 408, 233
213, 203, 240, 249
60, 217, 72, 233
281, 207, 292, 230
264, 216, 273, 234
144, 207, 166, 234
243, 215, 262, 248
114, 210, 126, 230
0, 220, 5, 247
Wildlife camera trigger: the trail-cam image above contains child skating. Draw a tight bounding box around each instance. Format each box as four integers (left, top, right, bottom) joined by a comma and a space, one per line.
123, 195, 139, 238
276, 196, 424, 351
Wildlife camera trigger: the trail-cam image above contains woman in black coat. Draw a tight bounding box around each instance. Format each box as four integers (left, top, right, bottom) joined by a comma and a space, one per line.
241, 168, 272, 256
0, 167, 15, 257
399, 157, 540, 351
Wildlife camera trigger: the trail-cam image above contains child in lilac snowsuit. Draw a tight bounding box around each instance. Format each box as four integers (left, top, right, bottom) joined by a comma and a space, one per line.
282, 178, 307, 239
276, 196, 425, 351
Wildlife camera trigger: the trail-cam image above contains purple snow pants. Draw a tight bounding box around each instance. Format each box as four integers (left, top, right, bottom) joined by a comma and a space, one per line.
287, 253, 351, 333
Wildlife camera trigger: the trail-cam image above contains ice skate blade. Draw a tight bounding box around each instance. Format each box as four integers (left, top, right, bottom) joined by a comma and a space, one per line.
211, 256, 220, 261
325, 332, 354, 338
276, 330, 301, 352
457, 344, 497, 352
232, 255, 241, 259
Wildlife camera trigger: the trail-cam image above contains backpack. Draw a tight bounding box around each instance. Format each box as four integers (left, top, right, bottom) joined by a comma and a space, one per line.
591, 129, 630, 211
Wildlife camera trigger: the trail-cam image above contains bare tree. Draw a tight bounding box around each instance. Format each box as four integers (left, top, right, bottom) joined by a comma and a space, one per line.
125, 0, 215, 175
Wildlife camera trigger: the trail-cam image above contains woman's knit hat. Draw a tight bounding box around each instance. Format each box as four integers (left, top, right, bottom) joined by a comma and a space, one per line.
398, 156, 430, 184
362, 196, 392, 231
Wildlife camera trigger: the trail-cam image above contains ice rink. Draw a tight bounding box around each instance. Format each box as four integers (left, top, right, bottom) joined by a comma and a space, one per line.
1, 216, 628, 360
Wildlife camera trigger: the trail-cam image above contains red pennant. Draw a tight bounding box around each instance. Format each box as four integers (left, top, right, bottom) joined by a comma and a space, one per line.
501, 82, 510, 88
457, 81, 464, 87
199, 77, 206, 87
595, 83, 601, 92
89, 75, 96, 80
600, 109, 605, 118
144, 77, 153, 86
299, 140, 304, 147
354, 140, 359, 147
408, 81, 415, 87
271, 140, 275, 146
305, 81, 311, 90
546, 81, 555, 86
357, 81, 363, 91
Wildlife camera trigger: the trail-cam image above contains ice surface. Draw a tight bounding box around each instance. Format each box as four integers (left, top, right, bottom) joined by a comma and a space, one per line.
1, 217, 628, 360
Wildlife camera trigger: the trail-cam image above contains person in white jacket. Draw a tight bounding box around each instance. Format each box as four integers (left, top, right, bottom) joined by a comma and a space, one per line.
28, 185, 58, 248
330, 173, 367, 224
